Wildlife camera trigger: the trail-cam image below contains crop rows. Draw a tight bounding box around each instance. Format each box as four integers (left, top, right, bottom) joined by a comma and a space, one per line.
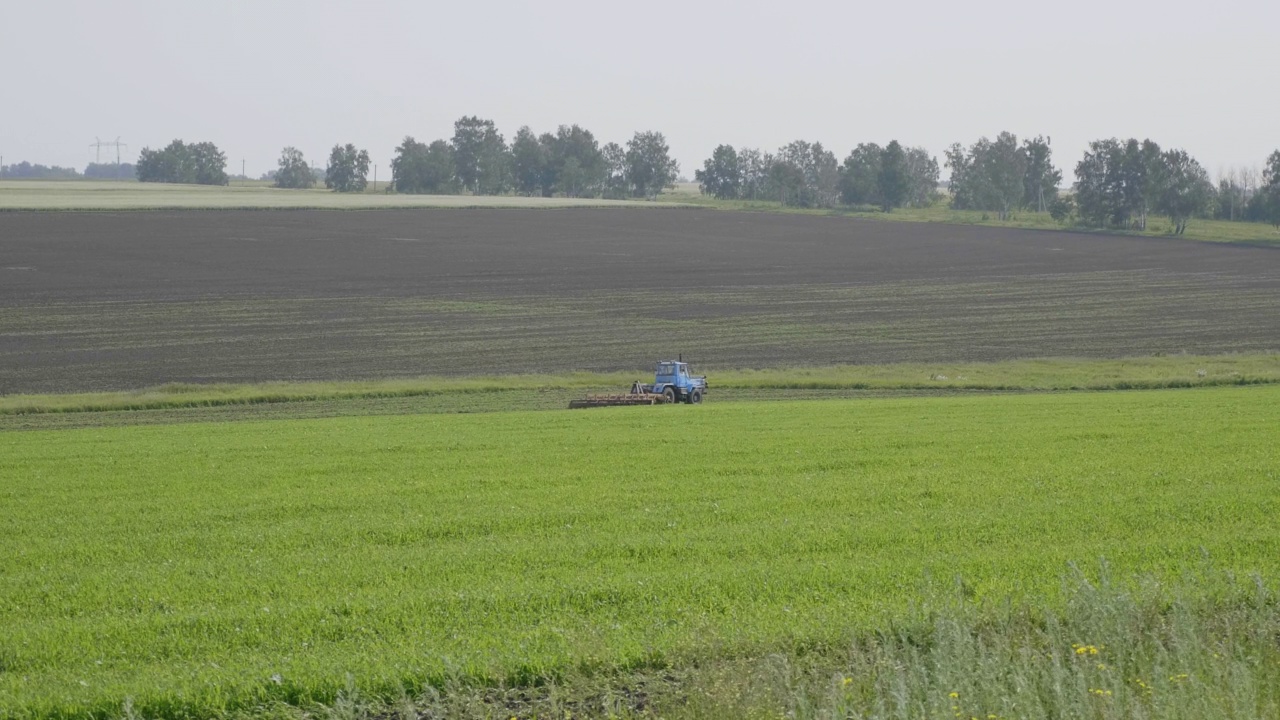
3, 209, 1279, 394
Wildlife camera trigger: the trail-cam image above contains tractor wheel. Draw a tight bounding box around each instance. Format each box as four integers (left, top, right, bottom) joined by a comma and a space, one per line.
662, 387, 677, 404
689, 389, 703, 404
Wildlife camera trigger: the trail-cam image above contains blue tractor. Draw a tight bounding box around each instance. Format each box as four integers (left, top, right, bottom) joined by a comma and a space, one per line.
638, 359, 708, 404
569, 358, 708, 408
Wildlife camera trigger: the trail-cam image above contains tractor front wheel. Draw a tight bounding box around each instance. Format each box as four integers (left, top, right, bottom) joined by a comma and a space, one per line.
662, 387, 677, 404
689, 389, 703, 404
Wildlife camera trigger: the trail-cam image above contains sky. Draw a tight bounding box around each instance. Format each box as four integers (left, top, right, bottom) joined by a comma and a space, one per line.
4, 0, 1278, 181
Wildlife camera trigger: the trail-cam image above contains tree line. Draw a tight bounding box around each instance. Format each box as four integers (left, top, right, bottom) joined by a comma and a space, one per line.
1, 162, 82, 179
270, 118, 680, 197
697, 135, 1280, 232
135, 116, 681, 199
136, 140, 229, 185
73, 126, 1280, 230
271, 145, 370, 192
388, 117, 679, 199
696, 141, 940, 211
1, 161, 137, 180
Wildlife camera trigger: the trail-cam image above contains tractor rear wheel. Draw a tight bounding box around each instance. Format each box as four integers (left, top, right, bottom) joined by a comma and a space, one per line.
662, 387, 677, 404
689, 389, 703, 404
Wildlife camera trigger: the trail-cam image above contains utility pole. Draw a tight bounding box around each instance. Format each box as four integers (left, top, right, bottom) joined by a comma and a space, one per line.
89, 137, 128, 180
242, 159, 246, 181
373, 164, 377, 192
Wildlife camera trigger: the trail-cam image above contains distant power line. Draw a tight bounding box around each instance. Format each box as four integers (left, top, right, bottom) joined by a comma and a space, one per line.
89, 137, 129, 179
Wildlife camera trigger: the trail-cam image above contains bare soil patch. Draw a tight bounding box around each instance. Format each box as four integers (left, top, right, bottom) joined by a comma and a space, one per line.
2, 208, 1278, 393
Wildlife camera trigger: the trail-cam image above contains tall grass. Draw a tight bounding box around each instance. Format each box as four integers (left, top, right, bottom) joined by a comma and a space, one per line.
187, 568, 1280, 719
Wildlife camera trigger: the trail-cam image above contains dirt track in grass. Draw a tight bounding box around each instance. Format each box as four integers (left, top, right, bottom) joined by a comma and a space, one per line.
2, 208, 1278, 394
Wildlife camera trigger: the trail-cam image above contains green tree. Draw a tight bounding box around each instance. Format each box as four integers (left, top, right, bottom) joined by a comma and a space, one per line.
450, 116, 508, 195
738, 148, 768, 200
944, 142, 974, 209
602, 142, 629, 199
776, 140, 838, 208
625, 131, 679, 199
948, 133, 1035, 218
1261, 150, 1280, 228
695, 144, 742, 199
1022, 136, 1061, 212
1074, 138, 1168, 229
1120, 139, 1164, 230
546, 125, 606, 197
903, 147, 940, 208
1049, 195, 1076, 223
83, 162, 134, 180
1156, 149, 1212, 235
391, 137, 457, 194
136, 139, 228, 185
190, 142, 228, 185
766, 159, 806, 205
877, 141, 911, 212
510, 126, 546, 196
1074, 138, 1125, 226
839, 143, 882, 206
1214, 167, 1256, 222
274, 147, 315, 189
4, 162, 80, 179
972, 132, 1027, 220
325, 144, 371, 193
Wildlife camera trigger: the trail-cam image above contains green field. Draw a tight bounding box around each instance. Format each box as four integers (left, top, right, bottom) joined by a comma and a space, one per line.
660, 186, 1280, 247
3, 353, 1277, 418
0, 181, 667, 211
3, 385, 1278, 718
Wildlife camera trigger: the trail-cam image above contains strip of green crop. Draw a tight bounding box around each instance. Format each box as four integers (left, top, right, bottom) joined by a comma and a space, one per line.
2, 353, 1277, 416
1, 386, 1278, 718
659, 188, 1280, 246
0, 181, 674, 211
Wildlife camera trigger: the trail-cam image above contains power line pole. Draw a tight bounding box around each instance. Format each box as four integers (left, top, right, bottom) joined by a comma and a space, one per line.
89, 137, 128, 180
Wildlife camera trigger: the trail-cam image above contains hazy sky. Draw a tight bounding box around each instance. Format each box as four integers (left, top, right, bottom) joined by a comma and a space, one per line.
5, 0, 1277, 180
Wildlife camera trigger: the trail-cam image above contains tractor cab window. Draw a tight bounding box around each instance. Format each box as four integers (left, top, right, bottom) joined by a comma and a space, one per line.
678, 365, 688, 376
657, 363, 675, 376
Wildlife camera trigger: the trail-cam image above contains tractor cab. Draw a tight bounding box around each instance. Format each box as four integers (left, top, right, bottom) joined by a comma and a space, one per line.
652, 360, 707, 404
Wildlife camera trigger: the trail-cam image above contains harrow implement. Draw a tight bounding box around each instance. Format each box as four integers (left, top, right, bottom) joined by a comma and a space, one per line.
568, 381, 667, 409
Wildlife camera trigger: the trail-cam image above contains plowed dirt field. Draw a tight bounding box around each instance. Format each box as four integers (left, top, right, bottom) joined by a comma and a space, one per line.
2, 208, 1278, 393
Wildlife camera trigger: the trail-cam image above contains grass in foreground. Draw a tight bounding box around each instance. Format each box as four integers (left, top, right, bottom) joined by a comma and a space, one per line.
3, 353, 1276, 416
1, 385, 1278, 717
266, 569, 1280, 719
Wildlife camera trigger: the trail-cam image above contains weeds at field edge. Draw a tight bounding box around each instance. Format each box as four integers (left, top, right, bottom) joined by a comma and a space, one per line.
31, 565, 1277, 720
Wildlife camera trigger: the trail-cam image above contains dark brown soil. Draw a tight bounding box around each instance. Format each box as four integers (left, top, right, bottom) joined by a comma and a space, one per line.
2, 208, 1278, 394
